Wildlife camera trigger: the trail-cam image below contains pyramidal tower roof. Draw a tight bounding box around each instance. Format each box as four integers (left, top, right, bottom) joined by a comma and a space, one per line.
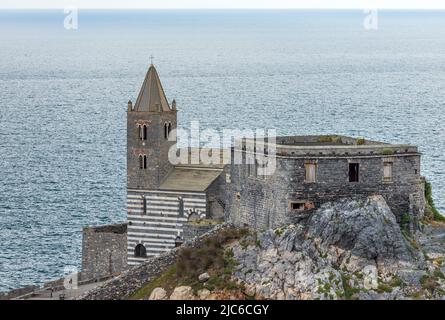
134, 64, 171, 112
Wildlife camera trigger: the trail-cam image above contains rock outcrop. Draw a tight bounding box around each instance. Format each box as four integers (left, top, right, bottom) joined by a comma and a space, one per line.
231, 195, 445, 300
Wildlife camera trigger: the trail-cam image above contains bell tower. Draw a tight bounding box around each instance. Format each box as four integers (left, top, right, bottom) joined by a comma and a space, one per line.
127, 64, 177, 190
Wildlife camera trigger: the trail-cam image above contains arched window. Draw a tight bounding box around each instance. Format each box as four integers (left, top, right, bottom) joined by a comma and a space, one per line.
134, 244, 147, 257
138, 125, 143, 140
168, 123, 172, 138
139, 155, 143, 169
143, 125, 147, 140
143, 155, 147, 169
164, 123, 168, 139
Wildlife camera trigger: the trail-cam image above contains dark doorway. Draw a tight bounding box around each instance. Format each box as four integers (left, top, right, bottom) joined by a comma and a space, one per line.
174, 236, 183, 248
134, 244, 147, 257
349, 163, 359, 182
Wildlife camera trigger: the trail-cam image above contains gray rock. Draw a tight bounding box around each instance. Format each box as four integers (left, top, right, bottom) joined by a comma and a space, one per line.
198, 272, 210, 282
231, 196, 439, 300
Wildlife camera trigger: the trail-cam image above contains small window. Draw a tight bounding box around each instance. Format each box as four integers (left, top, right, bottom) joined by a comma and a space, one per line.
143, 155, 147, 169
143, 125, 147, 140
142, 195, 147, 215
305, 163, 317, 183
138, 125, 143, 140
168, 123, 172, 138
138, 155, 143, 169
164, 123, 168, 139
134, 244, 147, 257
290, 202, 305, 211
383, 162, 393, 182
349, 163, 359, 182
178, 197, 184, 217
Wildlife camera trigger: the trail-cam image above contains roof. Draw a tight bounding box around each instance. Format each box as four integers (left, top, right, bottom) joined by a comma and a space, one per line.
134, 64, 171, 112
159, 167, 223, 192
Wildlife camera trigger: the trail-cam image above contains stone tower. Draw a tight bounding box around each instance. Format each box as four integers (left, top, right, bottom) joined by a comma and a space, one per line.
127, 64, 177, 190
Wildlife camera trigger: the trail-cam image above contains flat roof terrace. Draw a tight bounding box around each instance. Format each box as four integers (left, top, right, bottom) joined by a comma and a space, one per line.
240, 135, 420, 158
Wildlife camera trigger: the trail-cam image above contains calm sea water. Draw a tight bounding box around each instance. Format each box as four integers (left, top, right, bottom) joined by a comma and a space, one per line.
1, 10, 445, 292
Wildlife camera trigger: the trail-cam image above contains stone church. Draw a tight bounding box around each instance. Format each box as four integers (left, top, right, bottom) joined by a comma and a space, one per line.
125, 64, 425, 267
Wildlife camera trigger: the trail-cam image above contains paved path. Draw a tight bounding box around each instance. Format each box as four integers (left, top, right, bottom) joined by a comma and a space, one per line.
21, 281, 105, 300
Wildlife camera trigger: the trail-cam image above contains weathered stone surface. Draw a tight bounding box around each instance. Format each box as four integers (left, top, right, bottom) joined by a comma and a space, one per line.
226, 138, 424, 230
78, 223, 231, 300
231, 196, 445, 300
148, 287, 167, 300
81, 223, 127, 281
170, 286, 194, 300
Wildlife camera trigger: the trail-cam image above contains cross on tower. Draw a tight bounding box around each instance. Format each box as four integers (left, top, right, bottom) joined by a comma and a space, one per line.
149, 55, 154, 65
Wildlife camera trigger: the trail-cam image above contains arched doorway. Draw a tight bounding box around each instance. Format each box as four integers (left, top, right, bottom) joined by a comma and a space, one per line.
134, 243, 147, 257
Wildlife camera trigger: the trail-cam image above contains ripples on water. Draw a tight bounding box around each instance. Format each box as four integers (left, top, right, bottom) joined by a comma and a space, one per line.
0, 10, 444, 291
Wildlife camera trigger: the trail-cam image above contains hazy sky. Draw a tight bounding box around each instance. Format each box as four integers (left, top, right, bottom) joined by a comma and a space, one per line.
1, 0, 445, 9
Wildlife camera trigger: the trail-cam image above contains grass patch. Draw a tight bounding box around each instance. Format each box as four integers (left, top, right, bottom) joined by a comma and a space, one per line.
340, 273, 360, 300
129, 266, 178, 300
381, 148, 394, 155
130, 227, 249, 299
318, 135, 342, 144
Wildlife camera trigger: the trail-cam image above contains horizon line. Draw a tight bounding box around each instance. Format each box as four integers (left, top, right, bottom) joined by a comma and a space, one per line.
2, 7, 445, 11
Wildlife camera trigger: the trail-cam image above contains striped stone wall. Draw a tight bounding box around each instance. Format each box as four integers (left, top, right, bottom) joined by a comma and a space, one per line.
126, 188, 207, 266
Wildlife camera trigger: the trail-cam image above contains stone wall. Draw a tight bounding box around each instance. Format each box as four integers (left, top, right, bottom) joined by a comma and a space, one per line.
226, 151, 424, 230
182, 221, 219, 242
206, 166, 230, 221
127, 110, 177, 190
78, 223, 231, 300
81, 223, 128, 281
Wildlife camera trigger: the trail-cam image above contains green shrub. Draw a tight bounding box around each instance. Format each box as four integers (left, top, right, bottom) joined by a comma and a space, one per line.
425, 180, 445, 222
381, 148, 394, 155
356, 138, 365, 145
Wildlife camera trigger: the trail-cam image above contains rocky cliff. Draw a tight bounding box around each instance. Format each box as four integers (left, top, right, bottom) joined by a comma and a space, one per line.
231, 195, 445, 300
82, 195, 445, 300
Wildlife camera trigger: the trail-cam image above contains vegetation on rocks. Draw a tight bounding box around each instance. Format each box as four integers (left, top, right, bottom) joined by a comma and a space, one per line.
129, 192, 445, 301
129, 227, 249, 299
424, 180, 445, 222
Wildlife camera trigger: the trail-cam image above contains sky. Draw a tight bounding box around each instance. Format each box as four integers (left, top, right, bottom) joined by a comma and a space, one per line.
1, 0, 445, 9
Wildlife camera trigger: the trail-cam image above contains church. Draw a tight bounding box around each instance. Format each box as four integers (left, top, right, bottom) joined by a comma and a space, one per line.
126, 64, 227, 266
125, 64, 425, 267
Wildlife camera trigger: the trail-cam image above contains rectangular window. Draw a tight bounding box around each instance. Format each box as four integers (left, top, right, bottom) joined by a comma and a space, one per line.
290, 202, 305, 211
383, 162, 393, 182
349, 163, 359, 182
305, 164, 317, 183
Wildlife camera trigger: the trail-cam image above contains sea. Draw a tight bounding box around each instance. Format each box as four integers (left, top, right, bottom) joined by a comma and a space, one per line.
0, 9, 444, 292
